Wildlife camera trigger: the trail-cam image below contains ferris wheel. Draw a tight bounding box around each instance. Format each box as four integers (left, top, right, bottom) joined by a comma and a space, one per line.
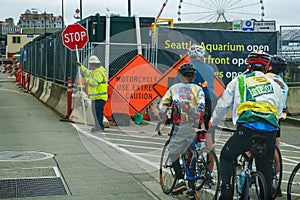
177, 0, 265, 23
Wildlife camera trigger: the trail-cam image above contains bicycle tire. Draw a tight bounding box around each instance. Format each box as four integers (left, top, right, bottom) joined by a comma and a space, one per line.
246, 171, 268, 200
287, 162, 300, 200
159, 139, 177, 194
272, 145, 283, 199
193, 147, 220, 200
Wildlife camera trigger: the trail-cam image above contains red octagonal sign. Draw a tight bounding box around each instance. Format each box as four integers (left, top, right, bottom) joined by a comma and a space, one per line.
62, 24, 89, 51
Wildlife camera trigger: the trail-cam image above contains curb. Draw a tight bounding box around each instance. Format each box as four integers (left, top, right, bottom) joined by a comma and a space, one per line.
285, 116, 300, 125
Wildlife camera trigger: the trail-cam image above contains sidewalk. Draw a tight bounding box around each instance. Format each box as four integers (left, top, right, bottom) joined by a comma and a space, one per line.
0, 73, 165, 200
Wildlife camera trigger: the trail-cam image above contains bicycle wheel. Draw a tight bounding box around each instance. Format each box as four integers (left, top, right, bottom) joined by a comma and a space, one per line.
159, 139, 177, 194
193, 147, 220, 200
272, 145, 283, 199
287, 163, 300, 200
247, 171, 268, 200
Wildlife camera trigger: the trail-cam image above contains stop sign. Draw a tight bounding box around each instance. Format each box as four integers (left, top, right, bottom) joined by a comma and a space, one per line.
62, 24, 89, 51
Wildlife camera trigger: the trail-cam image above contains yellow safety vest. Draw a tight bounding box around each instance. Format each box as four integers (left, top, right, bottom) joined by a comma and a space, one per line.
80, 65, 108, 101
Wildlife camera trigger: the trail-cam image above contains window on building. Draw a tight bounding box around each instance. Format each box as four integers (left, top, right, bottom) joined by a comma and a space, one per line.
12, 36, 21, 44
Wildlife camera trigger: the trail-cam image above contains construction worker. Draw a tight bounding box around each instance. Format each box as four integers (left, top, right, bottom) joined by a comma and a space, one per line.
78, 55, 108, 133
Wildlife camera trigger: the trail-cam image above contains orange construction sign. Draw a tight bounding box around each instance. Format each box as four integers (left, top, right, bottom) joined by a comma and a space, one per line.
153, 54, 191, 97
108, 54, 162, 113
153, 54, 226, 98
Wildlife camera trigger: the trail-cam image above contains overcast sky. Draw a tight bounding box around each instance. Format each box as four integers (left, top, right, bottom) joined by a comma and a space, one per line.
1, 0, 299, 29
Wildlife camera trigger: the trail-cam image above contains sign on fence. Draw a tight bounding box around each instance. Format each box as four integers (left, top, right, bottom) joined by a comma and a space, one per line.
108, 54, 162, 113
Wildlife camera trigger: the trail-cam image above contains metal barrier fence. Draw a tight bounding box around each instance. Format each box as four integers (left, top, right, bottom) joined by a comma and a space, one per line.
20, 25, 300, 86
21, 33, 152, 86
279, 25, 300, 84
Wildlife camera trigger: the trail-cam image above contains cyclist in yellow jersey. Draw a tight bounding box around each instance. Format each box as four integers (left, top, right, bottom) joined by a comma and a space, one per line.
210, 50, 283, 200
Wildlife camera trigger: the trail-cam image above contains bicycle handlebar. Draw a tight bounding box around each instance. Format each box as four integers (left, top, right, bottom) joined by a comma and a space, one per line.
215, 125, 236, 132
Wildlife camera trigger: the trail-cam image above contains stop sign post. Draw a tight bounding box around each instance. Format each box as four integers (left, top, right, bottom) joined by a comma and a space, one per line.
62, 24, 89, 130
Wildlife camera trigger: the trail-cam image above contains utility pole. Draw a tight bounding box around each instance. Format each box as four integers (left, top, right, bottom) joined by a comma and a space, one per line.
128, 0, 131, 17
62, 0, 64, 28
44, 11, 46, 34
80, 0, 82, 20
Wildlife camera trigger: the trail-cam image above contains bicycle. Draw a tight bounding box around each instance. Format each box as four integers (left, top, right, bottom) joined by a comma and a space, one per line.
287, 162, 300, 200
218, 126, 268, 200
157, 122, 220, 200
272, 145, 283, 199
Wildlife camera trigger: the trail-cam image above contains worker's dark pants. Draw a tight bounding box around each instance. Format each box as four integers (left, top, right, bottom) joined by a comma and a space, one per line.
92, 99, 106, 130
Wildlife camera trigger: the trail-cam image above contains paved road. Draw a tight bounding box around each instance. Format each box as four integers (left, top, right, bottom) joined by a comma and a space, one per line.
0, 73, 168, 200
1, 72, 300, 199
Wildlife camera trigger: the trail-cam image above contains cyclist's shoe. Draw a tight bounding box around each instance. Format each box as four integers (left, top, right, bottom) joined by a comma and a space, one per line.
185, 188, 195, 199
195, 181, 201, 191
172, 181, 187, 193
219, 183, 233, 200
203, 173, 215, 189
272, 172, 280, 189
276, 188, 282, 197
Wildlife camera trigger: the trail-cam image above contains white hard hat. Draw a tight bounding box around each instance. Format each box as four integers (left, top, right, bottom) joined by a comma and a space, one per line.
89, 55, 101, 64
188, 45, 206, 58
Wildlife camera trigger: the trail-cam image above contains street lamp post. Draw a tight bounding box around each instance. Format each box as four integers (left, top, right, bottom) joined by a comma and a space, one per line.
62, 0, 64, 28
80, 0, 82, 20
31, 8, 46, 34
43, 11, 46, 34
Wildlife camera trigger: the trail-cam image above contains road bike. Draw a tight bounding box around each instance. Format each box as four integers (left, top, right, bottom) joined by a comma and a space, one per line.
233, 151, 268, 199
157, 122, 220, 200
287, 162, 300, 200
272, 145, 283, 199
218, 126, 269, 200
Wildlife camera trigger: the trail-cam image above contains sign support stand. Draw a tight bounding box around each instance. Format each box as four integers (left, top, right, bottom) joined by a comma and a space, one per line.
76, 45, 87, 131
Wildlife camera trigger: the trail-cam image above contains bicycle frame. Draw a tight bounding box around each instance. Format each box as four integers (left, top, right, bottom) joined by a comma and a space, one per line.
236, 153, 253, 199
235, 152, 267, 200
182, 139, 205, 183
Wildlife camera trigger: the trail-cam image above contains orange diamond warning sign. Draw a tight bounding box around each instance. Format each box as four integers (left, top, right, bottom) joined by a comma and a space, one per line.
108, 54, 162, 113
153, 54, 191, 97
153, 54, 226, 98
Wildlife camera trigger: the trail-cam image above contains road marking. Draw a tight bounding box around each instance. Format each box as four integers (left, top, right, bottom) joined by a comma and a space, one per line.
72, 123, 160, 169
104, 137, 165, 146
0, 88, 26, 94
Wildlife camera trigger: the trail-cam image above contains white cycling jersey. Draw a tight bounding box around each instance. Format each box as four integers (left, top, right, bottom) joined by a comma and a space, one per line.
211, 71, 283, 128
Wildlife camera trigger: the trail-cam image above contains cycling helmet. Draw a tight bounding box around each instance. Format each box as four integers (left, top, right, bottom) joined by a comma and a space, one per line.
270, 55, 287, 74
247, 50, 271, 71
178, 63, 196, 77
188, 45, 206, 58
89, 55, 101, 64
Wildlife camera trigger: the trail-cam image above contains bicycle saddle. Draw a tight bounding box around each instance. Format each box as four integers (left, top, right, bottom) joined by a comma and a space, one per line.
250, 135, 267, 157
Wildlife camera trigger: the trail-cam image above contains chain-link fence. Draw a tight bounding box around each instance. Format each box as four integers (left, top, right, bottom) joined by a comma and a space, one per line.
21, 33, 153, 85
279, 25, 300, 84
82, 42, 151, 77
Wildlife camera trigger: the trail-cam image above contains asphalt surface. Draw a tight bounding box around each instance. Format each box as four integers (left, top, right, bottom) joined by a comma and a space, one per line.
0, 73, 169, 200
1, 72, 300, 200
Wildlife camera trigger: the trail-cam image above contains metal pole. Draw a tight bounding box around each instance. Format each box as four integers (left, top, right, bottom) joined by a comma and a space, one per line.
62, 0, 64, 28
128, 0, 131, 17
44, 12, 46, 34
80, 0, 82, 20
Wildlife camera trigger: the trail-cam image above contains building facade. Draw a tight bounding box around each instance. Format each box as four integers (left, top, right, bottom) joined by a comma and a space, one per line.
17, 9, 63, 34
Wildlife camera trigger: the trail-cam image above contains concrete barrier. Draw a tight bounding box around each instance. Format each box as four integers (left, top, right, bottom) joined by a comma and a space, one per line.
287, 87, 300, 115
28, 75, 35, 91
30, 77, 39, 95
39, 81, 52, 103
54, 86, 68, 117
33, 79, 44, 98
69, 91, 95, 125
46, 83, 61, 112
